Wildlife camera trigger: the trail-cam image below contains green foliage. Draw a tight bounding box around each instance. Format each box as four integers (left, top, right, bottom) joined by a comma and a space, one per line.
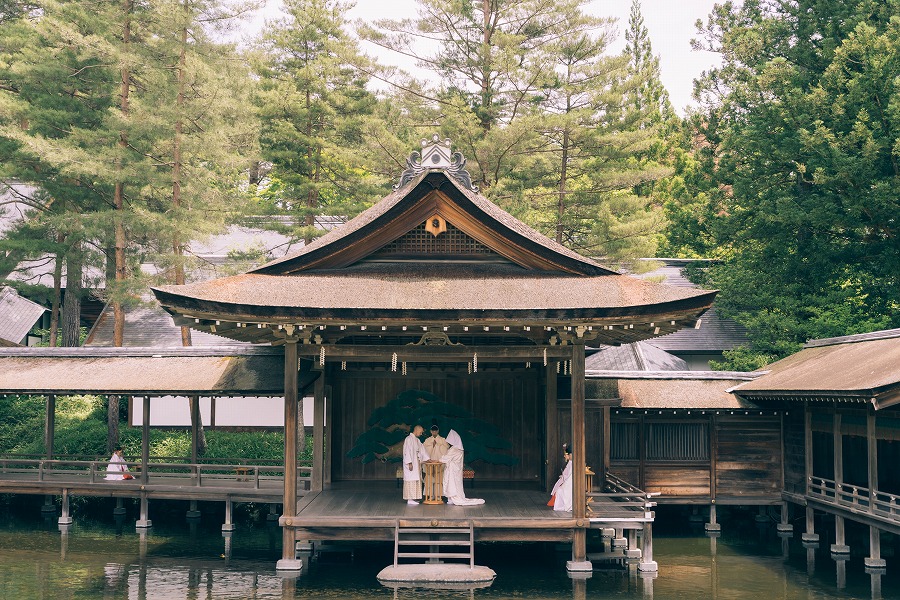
347, 389, 517, 466
0, 394, 310, 463
710, 346, 775, 372
661, 0, 900, 358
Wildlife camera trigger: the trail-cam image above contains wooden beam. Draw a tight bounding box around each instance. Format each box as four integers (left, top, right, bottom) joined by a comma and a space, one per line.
570, 342, 586, 563
312, 371, 325, 492
544, 362, 558, 492
709, 413, 718, 503
295, 345, 574, 360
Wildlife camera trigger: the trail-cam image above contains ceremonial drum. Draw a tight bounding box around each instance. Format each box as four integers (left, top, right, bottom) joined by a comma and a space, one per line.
422, 461, 445, 505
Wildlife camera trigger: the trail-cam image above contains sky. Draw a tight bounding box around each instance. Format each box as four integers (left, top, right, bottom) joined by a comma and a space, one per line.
245, 0, 721, 114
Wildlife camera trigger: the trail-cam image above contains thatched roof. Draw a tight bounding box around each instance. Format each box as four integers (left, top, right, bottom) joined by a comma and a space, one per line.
731, 329, 900, 407
0, 346, 286, 395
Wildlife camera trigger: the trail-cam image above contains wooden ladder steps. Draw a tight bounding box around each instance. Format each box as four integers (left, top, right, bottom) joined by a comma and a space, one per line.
393, 522, 475, 567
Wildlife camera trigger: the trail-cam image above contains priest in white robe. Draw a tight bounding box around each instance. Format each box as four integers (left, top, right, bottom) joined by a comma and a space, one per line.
550, 444, 573, 512
423, 425, 449, 463
402, 424, 430, 505
440, 430, 484, 506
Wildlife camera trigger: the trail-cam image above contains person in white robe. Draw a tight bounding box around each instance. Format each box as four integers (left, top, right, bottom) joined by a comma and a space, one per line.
440, 430, 484, 506
550, 444, 573, 512
402, 425, 430, 505
105, 446, 131, 481
423, 425, 449, 464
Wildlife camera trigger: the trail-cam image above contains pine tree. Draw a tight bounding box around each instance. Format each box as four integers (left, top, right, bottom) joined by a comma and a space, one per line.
624, 0, 672, 124
253, 0, 381, 245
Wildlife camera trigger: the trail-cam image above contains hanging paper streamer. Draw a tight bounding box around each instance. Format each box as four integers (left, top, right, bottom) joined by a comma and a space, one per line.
341, 361, 346, 371
543, 348, 547, 367
391, 352, 398, 372
402, 361, 407, 376
473, 353, 478, 373
556, 361, 561, 374
526, 362, 531, 369
319, 346, 325, 367
468, 361, 472, 374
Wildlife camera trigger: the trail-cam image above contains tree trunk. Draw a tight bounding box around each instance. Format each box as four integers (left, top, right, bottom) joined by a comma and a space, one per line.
174, 6, 205, 454
48, 233, 64, 347
106, 0, 133, 451
557, 126, 570, 245
61, 246, 82, 347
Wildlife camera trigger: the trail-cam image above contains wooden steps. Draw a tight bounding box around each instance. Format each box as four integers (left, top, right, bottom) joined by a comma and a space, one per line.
393, 521, 474, 568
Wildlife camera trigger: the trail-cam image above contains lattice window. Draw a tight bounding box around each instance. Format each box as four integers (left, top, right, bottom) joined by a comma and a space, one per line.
372, 221, 496, 257
611, 422, 639, 460
645, 423, 709, 461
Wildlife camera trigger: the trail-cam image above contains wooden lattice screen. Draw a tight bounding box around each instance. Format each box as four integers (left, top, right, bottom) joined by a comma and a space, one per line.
372, 222, 497, 258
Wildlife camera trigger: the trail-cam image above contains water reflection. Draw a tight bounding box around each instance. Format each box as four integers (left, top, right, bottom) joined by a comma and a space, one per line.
0, 511, 897, 599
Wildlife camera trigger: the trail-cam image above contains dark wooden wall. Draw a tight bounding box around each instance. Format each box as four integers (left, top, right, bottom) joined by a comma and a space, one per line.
554, 401, 604, 485
330, 367, 543, 483
608, 414, 782, 502
782, 409, 806, 495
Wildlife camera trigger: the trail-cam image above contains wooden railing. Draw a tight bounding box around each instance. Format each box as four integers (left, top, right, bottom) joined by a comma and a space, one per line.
0, 457, 312, 491
808, 476, 900, 521
586, 471, 658, 520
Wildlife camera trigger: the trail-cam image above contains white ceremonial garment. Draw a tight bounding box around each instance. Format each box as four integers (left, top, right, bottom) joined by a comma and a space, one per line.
551, 459, 573, 512
402, 433, 429, 482
423, 435, 449, 463
440, 431, 484, 506
105, 453, 129, 481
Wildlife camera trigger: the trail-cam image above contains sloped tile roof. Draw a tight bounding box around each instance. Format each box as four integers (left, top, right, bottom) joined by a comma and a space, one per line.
732, 328, 900, 397
586, 342, 688, 371
0, 286, 46, 345
85, 299, 242, 347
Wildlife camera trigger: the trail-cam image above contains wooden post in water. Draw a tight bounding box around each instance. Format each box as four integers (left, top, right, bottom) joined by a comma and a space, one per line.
58, 488, 73, 525
567, 342, 591, 572
831, 412, 849, 554
639, 521, 657, 572
136, 492, 151, 528
187, 395, 202, 519
865, 410, 886, 570
222, 498, 235, 532
277, 337, 303, 571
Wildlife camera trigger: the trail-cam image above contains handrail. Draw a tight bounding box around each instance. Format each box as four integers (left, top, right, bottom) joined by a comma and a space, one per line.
808, 476, 900, 521
0, 452, 310, 467
0, 457, 312, 491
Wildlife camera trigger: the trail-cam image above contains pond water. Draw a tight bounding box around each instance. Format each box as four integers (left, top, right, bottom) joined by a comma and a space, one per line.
0, 502, 896, 599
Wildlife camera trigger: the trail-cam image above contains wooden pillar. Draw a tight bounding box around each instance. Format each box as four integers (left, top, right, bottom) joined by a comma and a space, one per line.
222, 498, 235, 532
136, 492, 151, 528
865, 526, 886, 569
324, 384, 333, 488
141, 395, 150, 485
705, 503, 721, 533
802, 403, 818, 542
831, 412, 849, 554
567, 342, 590, 572
868, 409, 878, 510
277, 338, 302, 571
601, 406, 610, 489
190, 395, 200, 464
544, 361, 558, 492
707, 413, 718, 531
58, 488, 73, 525
311, 371, 325, 492
44, 394, 55, 459
639, 521, 658, 572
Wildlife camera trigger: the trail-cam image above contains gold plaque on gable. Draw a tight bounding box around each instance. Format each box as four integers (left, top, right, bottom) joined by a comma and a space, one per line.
424, 214, 447, 237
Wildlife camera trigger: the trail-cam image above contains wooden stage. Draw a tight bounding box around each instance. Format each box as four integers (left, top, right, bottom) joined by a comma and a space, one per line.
286, 485, 646, 543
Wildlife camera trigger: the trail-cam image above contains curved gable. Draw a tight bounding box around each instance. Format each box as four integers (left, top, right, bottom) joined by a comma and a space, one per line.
252, 171, 617, 276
